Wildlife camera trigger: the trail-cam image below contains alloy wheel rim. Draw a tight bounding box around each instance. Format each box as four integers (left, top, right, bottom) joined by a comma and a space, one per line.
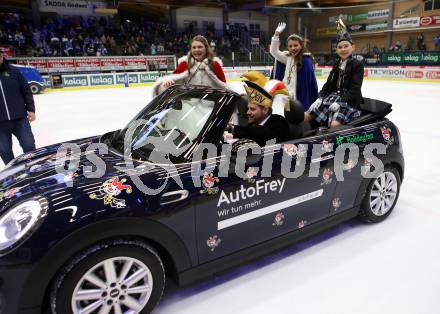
369, 171, 398, 216
71, 256, 153, 314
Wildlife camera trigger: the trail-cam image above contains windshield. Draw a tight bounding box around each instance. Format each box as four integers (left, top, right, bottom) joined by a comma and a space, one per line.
109, 90, 226, 163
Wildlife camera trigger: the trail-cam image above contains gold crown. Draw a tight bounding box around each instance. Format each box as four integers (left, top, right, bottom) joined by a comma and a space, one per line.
244, 81, 273, 108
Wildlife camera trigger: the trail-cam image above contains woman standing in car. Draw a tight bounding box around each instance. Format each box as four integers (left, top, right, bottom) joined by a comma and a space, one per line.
270, 22, 318, 111
153, 35, 228, 96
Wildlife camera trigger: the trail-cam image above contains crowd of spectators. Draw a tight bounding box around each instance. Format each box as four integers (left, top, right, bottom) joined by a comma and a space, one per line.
435, 34, 440, 51
0, 13, 28, 54
0, 12, 250, 59
0, 13, 116, 57
354, 32, 435, 59
388, 33, 429, 52
117, 19, 246, 58
6, 10, 436, 66
33, 16, 117, 57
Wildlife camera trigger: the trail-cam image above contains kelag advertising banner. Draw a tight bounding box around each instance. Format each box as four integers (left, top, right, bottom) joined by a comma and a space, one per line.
46, 72, 159, 88
382, 52, 440, 65
42, 66, 440, 89
62, 75, 89, 87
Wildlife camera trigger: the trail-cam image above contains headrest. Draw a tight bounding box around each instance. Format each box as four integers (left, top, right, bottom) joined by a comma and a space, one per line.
284, 99, 304, 124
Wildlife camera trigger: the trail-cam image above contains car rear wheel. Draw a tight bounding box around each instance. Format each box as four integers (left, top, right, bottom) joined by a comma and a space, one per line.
359, 166, 401, 223
29, 83, 42, 94
50, 239, 165, 314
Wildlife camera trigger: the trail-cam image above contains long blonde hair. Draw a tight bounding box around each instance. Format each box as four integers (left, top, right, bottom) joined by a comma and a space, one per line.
187, 35, 215, 69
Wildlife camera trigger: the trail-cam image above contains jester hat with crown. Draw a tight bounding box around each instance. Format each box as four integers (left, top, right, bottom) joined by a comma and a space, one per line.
241, 71, 290, 111
335, 15, 353, 44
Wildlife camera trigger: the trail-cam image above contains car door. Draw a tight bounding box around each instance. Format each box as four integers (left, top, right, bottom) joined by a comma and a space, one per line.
194, 133, 338, 264
329, 124, 383, 216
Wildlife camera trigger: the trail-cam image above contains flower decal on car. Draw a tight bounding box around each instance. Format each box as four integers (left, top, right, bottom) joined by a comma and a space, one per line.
321, 168, 334, 186
298, 220, 307, 229
361, 158, 373, 176
332, 197, 341, 211
200, 172, 219, 195
0, 187, 22, 202
297, 145, 308, 158
283, 144, 298, 157
89, 176, 132, 208
380, 126, 394, 146
245, 167, 258, 183
272, 212, 285, 226
321, 140, 333, 153
344, 159, 356, 172
207, 235, 221, 251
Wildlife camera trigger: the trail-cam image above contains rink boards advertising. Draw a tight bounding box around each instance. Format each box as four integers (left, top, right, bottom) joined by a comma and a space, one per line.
39, 65, 440, 89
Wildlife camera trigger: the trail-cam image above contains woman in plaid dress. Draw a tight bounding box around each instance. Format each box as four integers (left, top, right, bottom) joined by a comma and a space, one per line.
304, 24, 363, 128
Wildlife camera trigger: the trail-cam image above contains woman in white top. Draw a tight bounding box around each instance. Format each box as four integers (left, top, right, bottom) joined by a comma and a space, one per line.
269, 22, 318, 111
153, 35, 228, 96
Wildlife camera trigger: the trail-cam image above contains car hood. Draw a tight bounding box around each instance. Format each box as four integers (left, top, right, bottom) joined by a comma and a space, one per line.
0, 134, 186, 218
0, 136, 126, 207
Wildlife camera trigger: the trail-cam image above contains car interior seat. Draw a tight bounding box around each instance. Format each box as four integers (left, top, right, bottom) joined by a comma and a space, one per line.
347, 97, 392, 127
236, 95, 249, 126
284, 99, 305, 139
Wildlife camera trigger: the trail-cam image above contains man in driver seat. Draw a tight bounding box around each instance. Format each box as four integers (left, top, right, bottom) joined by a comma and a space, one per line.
226, 79, 290, 146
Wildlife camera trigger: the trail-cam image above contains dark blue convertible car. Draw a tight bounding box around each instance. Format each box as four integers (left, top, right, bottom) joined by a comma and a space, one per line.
0, 85, 403, 314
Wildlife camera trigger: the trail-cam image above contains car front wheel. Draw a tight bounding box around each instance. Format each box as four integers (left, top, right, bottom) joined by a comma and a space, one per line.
50, 239, 165, 314
359, 166, 401, 223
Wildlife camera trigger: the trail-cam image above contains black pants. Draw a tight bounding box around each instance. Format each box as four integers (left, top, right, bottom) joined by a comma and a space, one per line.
0, 118, 36, 165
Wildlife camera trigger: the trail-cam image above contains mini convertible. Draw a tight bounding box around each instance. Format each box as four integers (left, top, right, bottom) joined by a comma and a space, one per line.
0, 85, 404, 314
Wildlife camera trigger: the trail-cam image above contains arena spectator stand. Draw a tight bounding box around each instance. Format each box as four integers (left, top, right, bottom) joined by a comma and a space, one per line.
3, 10, 438, 68
2, 12, 255, 60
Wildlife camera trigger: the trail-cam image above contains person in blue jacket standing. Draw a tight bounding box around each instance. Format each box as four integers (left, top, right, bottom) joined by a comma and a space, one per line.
270, 22, 318, 111
0, 53, 36, 165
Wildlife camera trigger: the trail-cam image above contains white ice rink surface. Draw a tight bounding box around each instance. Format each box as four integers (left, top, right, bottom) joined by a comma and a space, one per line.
3, 80, 440, 314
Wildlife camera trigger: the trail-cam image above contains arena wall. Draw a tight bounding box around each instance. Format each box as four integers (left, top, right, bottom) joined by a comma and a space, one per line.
302, 0, 440, 54
39, 65, 440, 92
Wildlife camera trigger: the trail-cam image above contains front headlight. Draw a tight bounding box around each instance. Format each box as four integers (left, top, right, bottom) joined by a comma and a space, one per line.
0, 199, 47, 254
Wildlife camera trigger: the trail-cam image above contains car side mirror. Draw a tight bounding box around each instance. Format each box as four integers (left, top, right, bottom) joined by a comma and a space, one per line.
229, 139, 262, 173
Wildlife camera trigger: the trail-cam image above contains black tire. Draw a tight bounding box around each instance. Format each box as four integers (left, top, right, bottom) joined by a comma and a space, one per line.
359, 166, 401, 223
29, 83, 41, 94
50, 239, 165, 314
